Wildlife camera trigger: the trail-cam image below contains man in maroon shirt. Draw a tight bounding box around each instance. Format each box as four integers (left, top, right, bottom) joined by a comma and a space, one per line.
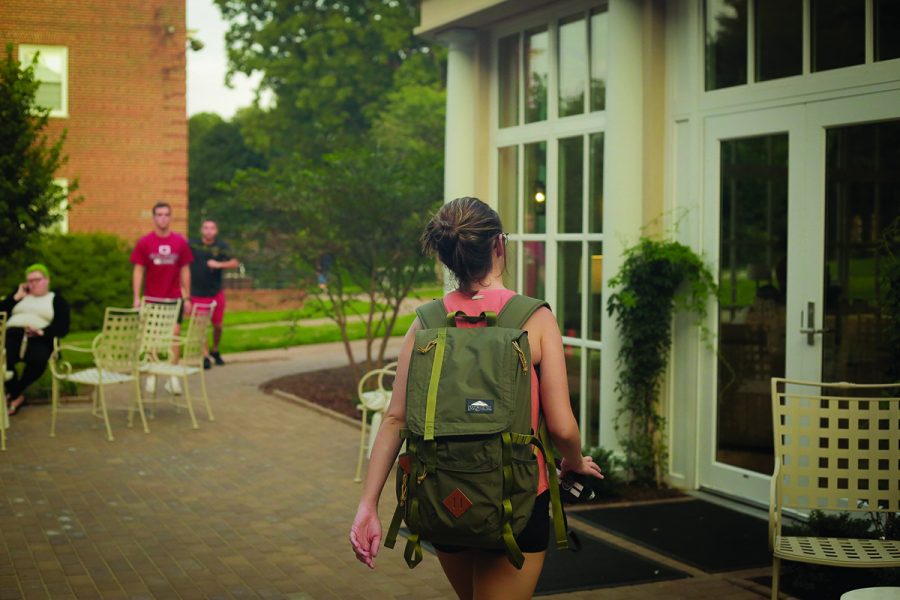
131, 202, 193, 394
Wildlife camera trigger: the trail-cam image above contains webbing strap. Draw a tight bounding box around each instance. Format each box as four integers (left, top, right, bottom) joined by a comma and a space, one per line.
538, 421, 569, 551
384, 502, 404, 549
445, 310, 498, 327
500, 432, 525, 569
403, 532, 423, 568
423, 329, 446, 441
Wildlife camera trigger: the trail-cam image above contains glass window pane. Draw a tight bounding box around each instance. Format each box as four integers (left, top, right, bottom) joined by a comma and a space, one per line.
588, 242, 603, 341
716, 134, 788, 476
589, 9, 608, 112
498, 34, 520, 128
502, 240, 519, 291
35, 82, 63, 111
525, 27, 548, 123
589, 133, 604, 233
564, 345, 582, 432
704, 0, 748, 90
557, 242, 582, 336
875, 0, 900, 62
523, 241, 545, 299
524, 141, 547, 234
558, 136, 583, 233
822, 120, 900, 383
558, 15, 586, 118
755, 0, 802, 81
812, 0, 865, 72
498, 145, 519, 234
587, 348, 601, 446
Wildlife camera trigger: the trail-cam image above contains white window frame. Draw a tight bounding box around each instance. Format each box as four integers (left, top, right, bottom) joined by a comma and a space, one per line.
490, 0, 608, 446
18, 45, 69, 118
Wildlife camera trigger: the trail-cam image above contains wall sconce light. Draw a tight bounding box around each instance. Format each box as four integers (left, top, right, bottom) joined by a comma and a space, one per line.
165, 24, 176, 35
533, 182, 546, 204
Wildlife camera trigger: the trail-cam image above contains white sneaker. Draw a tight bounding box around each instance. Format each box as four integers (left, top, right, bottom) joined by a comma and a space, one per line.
164, 376, 182, 396
144, 375, 156, 395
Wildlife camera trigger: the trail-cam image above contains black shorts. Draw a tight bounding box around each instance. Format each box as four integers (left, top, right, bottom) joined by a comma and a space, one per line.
432, 491, 550, 554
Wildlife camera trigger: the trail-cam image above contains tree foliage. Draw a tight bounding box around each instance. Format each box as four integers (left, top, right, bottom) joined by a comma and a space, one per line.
188, 112, 266, 232
0, 43, 76, 252
214, 0, 440, 159
607, 237, 716, 486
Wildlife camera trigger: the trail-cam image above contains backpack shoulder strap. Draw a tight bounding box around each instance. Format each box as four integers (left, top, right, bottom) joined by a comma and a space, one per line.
497, 295, 550, 329
414, 299, 447, 329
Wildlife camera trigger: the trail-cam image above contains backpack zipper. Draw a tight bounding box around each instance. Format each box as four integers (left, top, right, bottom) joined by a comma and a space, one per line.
417, 339, 437, 354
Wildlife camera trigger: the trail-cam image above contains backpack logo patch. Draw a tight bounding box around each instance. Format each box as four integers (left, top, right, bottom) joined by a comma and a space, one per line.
466, 399, 494, 414
443, 488, 473, 518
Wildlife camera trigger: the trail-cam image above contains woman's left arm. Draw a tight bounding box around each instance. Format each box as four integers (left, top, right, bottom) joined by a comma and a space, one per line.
44, 294, 71, 339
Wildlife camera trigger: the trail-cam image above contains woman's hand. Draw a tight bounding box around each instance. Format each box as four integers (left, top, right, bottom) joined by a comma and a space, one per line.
560, 455, 604, 480
14, 283, 28, 301
350, 503, 382, 569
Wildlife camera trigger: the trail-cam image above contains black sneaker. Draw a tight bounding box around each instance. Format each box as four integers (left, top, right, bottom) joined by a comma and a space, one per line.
203, 357, 212, 370
210, 351, 225, 366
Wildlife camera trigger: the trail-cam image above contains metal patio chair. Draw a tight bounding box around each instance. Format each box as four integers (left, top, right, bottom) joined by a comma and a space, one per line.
49, 307, 146, 442
137, 302, 215, 429
138, 297, 182, 392
354, 360, 398, 482
769, 377, 900, 600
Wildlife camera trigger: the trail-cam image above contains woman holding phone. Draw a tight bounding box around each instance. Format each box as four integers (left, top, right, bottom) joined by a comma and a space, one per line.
1, 264, 70, 416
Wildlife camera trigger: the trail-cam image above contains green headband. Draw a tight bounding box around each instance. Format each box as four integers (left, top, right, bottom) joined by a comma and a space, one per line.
25, 263, 49, 279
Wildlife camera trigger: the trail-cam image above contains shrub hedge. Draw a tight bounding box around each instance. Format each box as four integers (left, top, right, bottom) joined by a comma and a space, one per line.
1, 233, 133, 331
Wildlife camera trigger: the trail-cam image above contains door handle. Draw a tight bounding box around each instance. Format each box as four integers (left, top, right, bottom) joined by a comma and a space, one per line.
799, 301, 833, 345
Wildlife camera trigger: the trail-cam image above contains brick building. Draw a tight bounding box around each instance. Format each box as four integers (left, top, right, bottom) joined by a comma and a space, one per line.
0, 0, 188, 241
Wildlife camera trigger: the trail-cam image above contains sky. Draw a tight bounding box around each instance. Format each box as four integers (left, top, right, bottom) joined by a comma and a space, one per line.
186, 0, 263, 119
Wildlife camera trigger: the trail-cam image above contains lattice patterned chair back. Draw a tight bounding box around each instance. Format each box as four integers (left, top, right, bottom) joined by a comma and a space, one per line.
182, 302, 215, 367
768, 377, 900, 600
95, 308, 143, 372
139, 298, 182, 360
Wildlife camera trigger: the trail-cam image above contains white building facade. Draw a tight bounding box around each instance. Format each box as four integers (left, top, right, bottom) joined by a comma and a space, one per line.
418, 0, 900, 506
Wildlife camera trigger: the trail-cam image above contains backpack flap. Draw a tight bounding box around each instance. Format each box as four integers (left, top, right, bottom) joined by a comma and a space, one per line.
405, 326, 531, 439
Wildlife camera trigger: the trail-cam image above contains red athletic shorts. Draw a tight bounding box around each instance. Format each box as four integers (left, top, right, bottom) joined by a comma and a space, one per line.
190, 291, 225, 326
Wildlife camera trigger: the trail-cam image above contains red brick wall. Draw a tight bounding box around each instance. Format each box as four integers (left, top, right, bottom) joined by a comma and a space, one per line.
0, 0, 188, 242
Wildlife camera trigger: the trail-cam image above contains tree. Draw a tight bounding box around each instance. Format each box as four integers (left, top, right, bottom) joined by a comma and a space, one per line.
0, 43, 76, 253
214, 75, 445, 373
188, 112, 265, 232
214, 0, 440, 160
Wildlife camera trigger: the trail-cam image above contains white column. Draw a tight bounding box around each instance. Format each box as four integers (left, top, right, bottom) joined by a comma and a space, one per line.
438, 29, 478, 202
599, 0, 645, 452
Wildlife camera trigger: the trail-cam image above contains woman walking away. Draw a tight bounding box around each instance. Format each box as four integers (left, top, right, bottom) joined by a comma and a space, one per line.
350, 197, 602, 599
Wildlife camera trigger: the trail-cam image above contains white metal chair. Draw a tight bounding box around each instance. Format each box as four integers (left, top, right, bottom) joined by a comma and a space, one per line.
138, 297, 182, 389
49, 307, 146, 441
354, 361, 398, 482
769, 377, 900, 600
138, 302, 215, 429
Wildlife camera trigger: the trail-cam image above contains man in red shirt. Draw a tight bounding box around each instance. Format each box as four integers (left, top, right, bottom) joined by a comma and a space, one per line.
131, 201, 193, 394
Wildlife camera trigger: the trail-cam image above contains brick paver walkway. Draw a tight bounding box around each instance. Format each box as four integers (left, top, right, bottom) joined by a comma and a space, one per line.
0, 340, 784, 599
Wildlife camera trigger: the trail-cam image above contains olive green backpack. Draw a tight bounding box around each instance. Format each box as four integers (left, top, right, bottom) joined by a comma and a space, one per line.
383, 295, 568, 569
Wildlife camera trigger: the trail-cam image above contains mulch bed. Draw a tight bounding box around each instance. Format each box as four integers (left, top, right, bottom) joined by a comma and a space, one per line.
261, 360, 395, 420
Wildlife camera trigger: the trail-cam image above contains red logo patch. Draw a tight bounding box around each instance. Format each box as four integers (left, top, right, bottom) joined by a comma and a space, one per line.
443, 488, 473, 518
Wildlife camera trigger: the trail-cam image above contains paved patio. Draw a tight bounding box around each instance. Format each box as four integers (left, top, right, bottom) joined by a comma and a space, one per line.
0, 340, 788, 599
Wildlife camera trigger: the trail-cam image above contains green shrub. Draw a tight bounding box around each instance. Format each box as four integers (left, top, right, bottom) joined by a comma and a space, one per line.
0, 233, 132, 332
582, 445, 626, 499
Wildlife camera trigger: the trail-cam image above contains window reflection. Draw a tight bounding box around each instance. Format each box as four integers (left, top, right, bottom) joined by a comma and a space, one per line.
498, 34, 519, 128
704, 0, 748, 90
812, 0, 865, 72
524, 141, 547, 234
875, 0, 900, 62
558, 15, 586, 117
498, 146, 519, 233
588, 242, 603, 341
557, 242, 582, 336
589, 133, 604, 233
756, 0, 802, 81
525, 27, 549, 123
559, 136, 583, 233
589, 9, 608, 112
523, 241, 545, 300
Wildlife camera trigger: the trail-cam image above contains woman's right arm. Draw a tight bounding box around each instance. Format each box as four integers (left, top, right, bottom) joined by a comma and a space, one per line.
531, 308, 603, 479
350, 318, 421, 569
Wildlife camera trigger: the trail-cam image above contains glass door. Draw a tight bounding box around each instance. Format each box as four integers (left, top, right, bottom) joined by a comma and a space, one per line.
699, 106, 813, 503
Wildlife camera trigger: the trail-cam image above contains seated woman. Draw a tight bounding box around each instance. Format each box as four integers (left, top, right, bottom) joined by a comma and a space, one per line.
1, 264, 70, 415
